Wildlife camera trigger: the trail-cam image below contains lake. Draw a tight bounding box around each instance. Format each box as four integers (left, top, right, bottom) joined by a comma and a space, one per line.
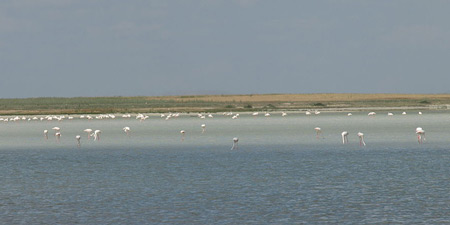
0, 111, 449, 224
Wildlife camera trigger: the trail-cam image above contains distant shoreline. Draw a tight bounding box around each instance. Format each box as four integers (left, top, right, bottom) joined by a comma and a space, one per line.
0, 93, 449, 115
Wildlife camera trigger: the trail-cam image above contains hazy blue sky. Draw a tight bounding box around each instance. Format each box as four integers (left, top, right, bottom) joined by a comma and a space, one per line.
1, 0, 450, 98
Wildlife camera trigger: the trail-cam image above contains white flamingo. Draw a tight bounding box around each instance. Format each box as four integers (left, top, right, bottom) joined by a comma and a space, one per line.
341, 131, 349, 144
180, 130, 185, 141
52, 127, 60, 133
281, 112, 287, 117
357, 132, 366, 146
55, 132, 61, 142
314, 127, 322, 139
123, 127, 131, 136
347, 113, 352, 116
231, 137, 239, 150
201, 124, 206, 134
402, 112, 407, 115
84, 129, 93, 140
76, 135, 81, 147
44, 130, 48, 140
416, 127, 425, 144
91, 130, 101, 141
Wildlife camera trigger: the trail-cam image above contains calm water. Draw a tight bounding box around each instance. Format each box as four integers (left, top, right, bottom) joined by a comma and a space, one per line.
0, 112, 449, 224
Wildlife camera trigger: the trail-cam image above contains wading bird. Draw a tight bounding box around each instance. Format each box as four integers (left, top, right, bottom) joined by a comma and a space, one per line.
231, 137, 239, 150
52, 127, 60, 133
201, 124, 206, 133
76, 135, 81, 147
123, 127, 131, 136
416, 127, 426, 144
314, 127, 322, 139
84, 129, 93, 139
44, 130, 48, 140
92, 130, 101, 141
55, 132, 61, 142
180, 130, 185, 141
357, 132, 366, 146
341, 131, 349, 144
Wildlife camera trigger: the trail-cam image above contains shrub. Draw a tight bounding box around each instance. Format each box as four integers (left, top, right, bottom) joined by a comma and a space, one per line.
264, 104, 277, 109
313, 102, 325, 107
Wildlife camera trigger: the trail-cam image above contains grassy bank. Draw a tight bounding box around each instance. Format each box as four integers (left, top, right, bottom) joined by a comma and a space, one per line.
0, 94, 449, 115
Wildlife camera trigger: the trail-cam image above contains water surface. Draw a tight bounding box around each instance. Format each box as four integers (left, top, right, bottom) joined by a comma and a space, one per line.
0, 112, 449, 224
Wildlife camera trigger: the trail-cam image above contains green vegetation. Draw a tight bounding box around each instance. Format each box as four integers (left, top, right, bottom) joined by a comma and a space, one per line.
313, 102, 326, 107
263, 104, 277, 109
0, 94, 450, 115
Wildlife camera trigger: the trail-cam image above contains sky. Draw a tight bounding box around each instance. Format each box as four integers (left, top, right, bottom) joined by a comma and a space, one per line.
1, 0, 450, 98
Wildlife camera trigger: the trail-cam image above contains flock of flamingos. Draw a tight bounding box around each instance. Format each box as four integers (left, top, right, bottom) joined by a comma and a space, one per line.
1, 110, 427, 149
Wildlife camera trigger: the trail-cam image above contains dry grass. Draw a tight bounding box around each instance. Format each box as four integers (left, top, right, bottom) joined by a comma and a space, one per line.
1, 94, 450, 115
148, 93, 450, 102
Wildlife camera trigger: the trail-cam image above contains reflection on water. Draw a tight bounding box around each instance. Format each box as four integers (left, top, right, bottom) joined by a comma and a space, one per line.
0, 112, 449, 224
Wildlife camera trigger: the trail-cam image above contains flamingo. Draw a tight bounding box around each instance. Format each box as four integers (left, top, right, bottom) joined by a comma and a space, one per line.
341, 131, 349, 144
418, 112, 423, 115
201, 124, 206, 133
305, 111, 311, 115
231, 137, 239, 150
314, 127, 322, 139
281, 112, 287, 117
368, 112, 376, 116
402, 112, 407, 115
416, 127, 426, 144
52, 127, 60, 133
347, 113, 352, 116
76, 135, 81, 147
84, 129, 93, 139
123, 127, 131, 136
44, 130, 48, 140
357, 132, 366, 146
387, 113, 394, 116
55, 132, 61, 142
180, 130, 185, 141
91, 130, 101, 141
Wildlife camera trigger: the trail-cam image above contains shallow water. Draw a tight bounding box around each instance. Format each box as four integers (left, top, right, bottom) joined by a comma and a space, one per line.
0, 112, 449, 224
